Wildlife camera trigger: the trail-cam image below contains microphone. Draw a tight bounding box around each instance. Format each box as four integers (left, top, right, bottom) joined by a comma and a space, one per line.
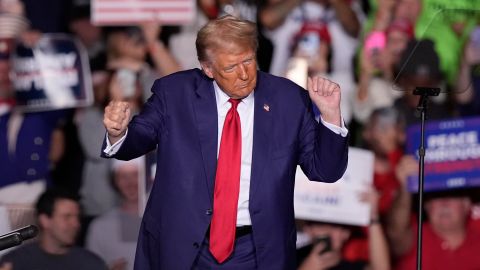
0, 225, 39, 251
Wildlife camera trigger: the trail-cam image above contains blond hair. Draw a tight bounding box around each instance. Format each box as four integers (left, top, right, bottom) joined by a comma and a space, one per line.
196, 15, 258, 63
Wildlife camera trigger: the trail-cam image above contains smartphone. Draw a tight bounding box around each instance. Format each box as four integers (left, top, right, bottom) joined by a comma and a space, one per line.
297, 32, 321, 58
364, 31, 386, 58
313, 236, 332, 255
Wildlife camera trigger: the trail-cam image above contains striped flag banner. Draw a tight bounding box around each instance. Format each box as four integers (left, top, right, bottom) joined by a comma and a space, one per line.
92, 0, 195, 26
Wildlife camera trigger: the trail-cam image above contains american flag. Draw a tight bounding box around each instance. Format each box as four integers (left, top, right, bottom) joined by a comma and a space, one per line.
92, 0, 195, 26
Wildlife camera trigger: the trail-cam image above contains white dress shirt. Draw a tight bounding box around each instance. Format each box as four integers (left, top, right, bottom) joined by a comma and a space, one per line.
213, 81, 254, 226
104, 81, 349, 226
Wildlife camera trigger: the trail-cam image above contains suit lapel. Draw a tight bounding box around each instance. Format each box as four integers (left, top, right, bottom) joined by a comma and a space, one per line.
192, 73, 217, 203
250, 72, 273, 201
192, 71, 273, 205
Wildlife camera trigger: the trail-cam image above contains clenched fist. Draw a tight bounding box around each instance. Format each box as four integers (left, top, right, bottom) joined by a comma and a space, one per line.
307, 76, 342, 126
103, 101, 131, 144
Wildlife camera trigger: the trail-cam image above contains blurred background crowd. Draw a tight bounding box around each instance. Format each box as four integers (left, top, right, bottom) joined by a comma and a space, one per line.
1, 0, 480, 269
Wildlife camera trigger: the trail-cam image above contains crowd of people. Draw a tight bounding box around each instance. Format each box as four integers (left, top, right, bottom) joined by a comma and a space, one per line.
1, 0, 480, 269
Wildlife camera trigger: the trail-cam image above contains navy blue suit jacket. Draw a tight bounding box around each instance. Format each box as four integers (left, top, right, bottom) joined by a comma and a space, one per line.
103, 69, 348, 269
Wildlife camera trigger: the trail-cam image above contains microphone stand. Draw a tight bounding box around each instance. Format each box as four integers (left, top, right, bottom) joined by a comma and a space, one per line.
413, 87, 440, 270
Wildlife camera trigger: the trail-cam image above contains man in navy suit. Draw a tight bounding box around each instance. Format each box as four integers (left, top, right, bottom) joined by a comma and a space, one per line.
102, 15, 348, 270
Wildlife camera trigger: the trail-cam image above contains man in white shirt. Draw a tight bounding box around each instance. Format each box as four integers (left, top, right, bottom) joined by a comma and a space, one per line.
102, 15, 348, 270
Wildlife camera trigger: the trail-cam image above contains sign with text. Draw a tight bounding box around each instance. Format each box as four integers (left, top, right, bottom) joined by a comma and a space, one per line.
294, 147, 374, 226
12, 34, 93, 112
406, 117, 480, 192
92, 0, 195, 26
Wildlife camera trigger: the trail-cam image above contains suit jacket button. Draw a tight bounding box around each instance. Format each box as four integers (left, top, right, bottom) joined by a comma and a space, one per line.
34, 137, 43, 145
193, 242, 199, 248
27, 168, 37, 176
205, 209, 212, 215
31, 153, 40, 161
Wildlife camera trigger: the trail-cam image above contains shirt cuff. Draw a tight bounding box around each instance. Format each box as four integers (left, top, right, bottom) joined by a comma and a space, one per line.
320, 116, 349, 137
103, 129, 128, 156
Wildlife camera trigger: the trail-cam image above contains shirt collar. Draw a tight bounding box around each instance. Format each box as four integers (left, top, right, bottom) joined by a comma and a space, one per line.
213, 81, 254, 107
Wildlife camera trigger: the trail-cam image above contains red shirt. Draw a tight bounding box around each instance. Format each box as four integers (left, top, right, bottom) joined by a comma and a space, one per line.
374, 149, 402, 215
395, 221, 480, 270
342, 149, 402, 262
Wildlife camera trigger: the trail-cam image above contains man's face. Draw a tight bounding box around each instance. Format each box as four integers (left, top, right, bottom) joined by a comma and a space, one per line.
41, 199, 81, 247
201, 46, 257, 99
364, 117, 404, 155
426, 197, 471, 233
114, 164, 139, 203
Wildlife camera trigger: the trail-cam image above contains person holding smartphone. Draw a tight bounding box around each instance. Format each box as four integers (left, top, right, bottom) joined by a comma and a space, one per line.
297, 189, 390, 270
353, 19, 414, 124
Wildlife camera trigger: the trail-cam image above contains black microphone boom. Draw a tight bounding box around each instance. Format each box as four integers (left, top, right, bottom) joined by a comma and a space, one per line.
0, 225, 39, 251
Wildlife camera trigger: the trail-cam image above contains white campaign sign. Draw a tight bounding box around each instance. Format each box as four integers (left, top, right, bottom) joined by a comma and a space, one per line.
92, 0, 196, 26
294, 147, 374, 226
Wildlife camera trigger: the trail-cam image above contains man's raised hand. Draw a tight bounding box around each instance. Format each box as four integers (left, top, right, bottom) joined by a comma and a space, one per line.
307, 76, 342, 126
103, 101, 131, 144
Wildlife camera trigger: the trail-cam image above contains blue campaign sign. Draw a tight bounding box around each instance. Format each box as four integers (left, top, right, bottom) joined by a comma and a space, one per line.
406, 117, 480, 192
11, 34, 93, 111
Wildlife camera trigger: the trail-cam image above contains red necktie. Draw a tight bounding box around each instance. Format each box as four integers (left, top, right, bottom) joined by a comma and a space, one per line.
209, 98, 242, 263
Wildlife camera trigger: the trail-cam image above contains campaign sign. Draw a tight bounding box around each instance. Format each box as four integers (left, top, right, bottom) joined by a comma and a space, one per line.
406, 117, 480, 192
92, 0, 195, 26
294, 147, 374, 226
12, 34, 93, 112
